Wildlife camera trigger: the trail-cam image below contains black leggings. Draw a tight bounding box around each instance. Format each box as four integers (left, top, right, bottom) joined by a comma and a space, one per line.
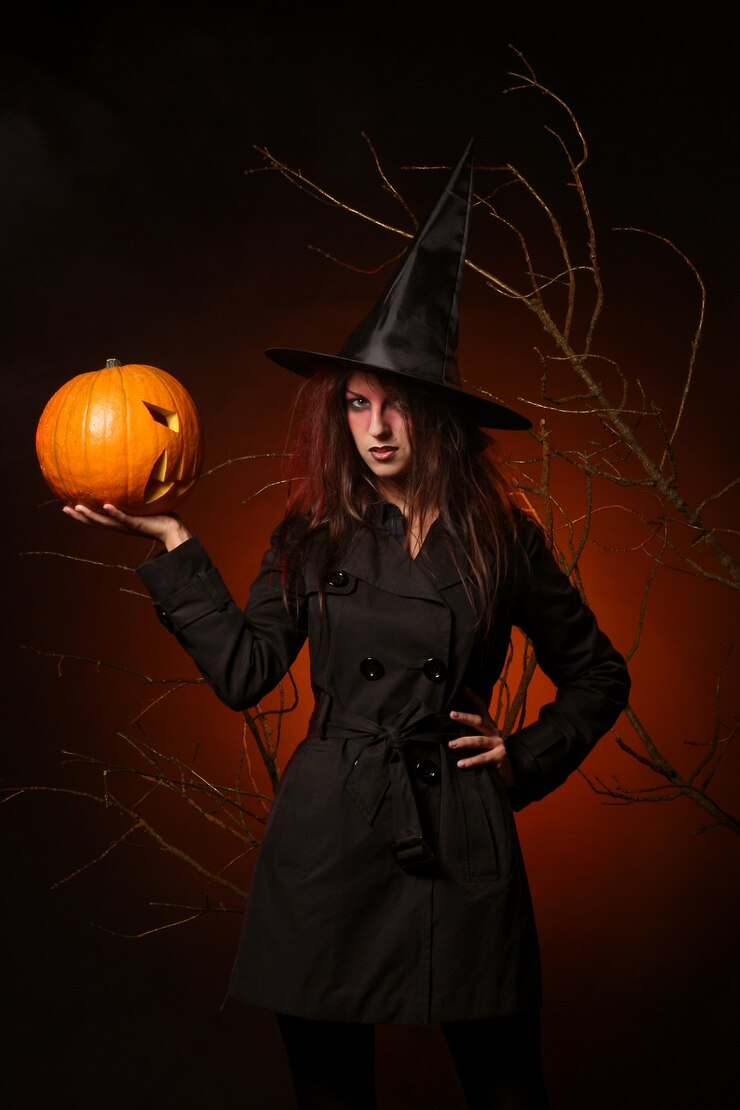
276, 1012, 549, 1109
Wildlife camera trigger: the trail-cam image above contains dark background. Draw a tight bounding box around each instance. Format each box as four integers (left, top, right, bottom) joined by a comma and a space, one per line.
3, 3, 738, 1107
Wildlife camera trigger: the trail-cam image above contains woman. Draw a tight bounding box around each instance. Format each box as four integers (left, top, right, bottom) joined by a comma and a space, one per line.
64, 145, 630, 1108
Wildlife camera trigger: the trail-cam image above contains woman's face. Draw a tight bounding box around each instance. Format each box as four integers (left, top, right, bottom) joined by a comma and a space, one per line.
345, 372, 411, 495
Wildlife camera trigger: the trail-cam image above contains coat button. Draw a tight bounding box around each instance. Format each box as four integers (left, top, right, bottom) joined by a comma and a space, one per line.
154, 604, 175, 633
326, 571, 349, 588
414, 759, 439, 784
360, 657, 385, 680
423, 657, 447, 683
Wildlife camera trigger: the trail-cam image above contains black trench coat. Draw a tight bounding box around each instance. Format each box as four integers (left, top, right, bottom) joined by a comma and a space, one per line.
138, 510, 630, 1025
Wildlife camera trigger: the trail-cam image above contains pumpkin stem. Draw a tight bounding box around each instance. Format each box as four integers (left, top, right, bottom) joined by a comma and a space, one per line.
106, 358, 122, 368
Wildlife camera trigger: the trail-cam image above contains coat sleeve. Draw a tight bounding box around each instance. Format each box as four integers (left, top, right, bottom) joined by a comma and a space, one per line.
504, 518, 631, 810
136, 532, 308, 711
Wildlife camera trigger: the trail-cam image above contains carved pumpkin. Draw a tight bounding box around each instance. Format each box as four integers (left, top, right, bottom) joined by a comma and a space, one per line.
36, 359, 203, 515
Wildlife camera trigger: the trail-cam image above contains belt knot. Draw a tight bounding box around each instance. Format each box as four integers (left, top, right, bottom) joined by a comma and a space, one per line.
379, 726, 405, 751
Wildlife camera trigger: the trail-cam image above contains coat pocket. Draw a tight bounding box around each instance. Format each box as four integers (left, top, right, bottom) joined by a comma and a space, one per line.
271, 743, 335, 879
463, 766, 516, 883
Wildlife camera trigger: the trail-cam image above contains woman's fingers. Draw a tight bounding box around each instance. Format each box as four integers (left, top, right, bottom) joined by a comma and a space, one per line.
449, 739, 514, 786
448, 733, 502, 761
63, 503, 126, 528
449, 734, 499, 749
448, 708, 514, 785
62, 502, 184, 547
449, 709, 496, 731
448, 708, 501, 762
63, 502, 148, 532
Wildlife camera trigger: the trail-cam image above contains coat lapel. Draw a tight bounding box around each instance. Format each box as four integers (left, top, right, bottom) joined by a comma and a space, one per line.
338, 521, 466, 601
415, 519, 470, 591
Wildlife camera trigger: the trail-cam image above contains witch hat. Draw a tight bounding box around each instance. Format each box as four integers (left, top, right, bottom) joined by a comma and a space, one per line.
266, 140, 531, 430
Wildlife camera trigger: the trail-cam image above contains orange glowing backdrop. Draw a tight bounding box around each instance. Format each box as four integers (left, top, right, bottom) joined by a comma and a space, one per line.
4, 8, 738, 1109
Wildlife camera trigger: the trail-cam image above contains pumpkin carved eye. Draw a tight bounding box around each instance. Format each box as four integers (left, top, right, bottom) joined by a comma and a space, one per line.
142, 401, 180, 433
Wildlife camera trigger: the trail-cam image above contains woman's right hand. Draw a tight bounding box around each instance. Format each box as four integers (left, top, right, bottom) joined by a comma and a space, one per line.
62, 502, 192, 552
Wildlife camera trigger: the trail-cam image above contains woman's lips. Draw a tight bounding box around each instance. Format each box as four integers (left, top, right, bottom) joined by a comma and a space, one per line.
369, 447, 398, 462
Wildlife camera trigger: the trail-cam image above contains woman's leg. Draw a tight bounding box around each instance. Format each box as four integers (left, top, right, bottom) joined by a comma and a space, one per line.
441, 1013, 549, 1110
276, 1013, 377, 1110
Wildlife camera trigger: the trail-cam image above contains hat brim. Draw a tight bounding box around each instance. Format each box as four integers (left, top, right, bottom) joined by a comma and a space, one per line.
265, 347, 532, 431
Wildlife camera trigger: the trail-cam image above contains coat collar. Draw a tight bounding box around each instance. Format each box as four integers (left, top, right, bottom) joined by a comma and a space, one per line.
337, 514, 466, 600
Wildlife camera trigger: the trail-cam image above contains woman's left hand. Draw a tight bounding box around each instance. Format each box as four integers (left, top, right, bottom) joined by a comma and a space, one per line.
448, 690, 514, 787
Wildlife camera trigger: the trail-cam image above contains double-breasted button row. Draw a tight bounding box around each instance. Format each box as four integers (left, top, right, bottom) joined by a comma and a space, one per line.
359, 656, 448, 682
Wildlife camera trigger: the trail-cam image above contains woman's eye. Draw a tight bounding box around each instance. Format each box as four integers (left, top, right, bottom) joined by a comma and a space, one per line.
346, 396, 370, 410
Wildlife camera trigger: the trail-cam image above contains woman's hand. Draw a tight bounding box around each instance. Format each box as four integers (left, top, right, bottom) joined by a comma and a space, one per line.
62, 503, 192, 552
448, 689, 514, 787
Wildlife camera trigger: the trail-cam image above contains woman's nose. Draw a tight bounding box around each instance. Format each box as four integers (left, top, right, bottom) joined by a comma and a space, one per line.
369, 405, 390, 438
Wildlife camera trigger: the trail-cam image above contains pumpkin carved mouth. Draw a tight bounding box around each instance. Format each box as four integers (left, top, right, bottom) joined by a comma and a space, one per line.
143, 448, 195, 504
144, 448, 174, 503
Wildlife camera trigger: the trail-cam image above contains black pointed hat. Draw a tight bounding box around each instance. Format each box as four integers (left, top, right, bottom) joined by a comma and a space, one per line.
266, 141, 531, 430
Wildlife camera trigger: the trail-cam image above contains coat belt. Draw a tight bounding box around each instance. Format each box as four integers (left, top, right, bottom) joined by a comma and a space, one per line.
307, 700, 465, 875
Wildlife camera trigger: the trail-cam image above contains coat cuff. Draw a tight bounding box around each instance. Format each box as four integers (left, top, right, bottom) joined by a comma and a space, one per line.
504, 720, 564, 810
136, 537, 232, 634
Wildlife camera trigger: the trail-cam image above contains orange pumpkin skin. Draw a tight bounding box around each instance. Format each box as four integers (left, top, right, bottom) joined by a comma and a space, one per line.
35, 361, 203, 515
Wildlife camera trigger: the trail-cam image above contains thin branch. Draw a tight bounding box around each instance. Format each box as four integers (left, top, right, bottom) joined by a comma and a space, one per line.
201, 453, 291, 478
18, 551, 136, 572
20, 645, 205, 688
614, 227, 706, 460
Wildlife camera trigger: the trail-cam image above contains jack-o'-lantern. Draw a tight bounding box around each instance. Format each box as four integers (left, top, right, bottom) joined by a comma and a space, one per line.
35, 359, 203, 515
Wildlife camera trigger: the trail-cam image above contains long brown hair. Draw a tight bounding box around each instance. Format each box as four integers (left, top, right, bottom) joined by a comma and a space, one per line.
277, 367, 525, 628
